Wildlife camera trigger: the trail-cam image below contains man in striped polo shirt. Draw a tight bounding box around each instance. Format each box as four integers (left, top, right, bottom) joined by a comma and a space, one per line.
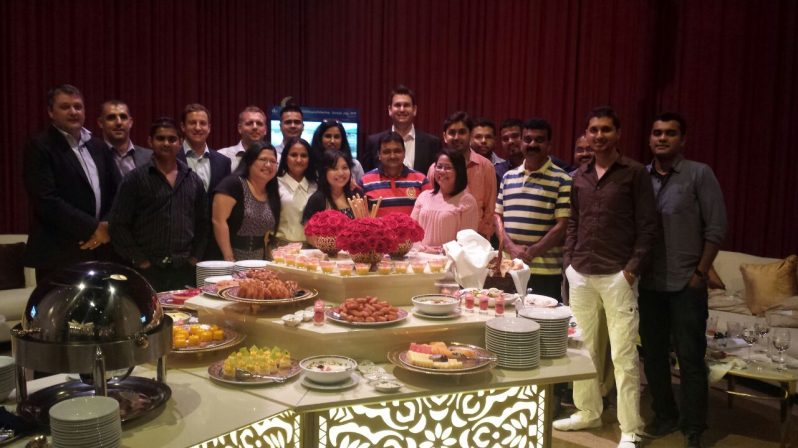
359, 132, 430, 216
494, 118, 572, 300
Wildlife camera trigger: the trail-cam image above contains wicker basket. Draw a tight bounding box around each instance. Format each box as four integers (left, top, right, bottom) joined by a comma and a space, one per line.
350, 251, 384, 265
310, 235, 340, 258
389, 240, 414, 259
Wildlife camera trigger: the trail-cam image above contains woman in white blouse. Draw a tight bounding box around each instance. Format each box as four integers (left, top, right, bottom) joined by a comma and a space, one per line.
275, 137, 318, 245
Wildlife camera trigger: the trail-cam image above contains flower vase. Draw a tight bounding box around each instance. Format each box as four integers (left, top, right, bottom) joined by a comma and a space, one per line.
349, 251, 384, 265
390, 240, 413, 259
311, 235, 339, 258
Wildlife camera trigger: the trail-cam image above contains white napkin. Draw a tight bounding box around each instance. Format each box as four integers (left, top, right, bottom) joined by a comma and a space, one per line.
443, 230, 498, 289
708, 357, 747, 383
508, 260, 531, 294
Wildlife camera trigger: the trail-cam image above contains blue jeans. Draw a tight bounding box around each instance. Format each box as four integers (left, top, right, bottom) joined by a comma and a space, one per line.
639, 284, 708, 435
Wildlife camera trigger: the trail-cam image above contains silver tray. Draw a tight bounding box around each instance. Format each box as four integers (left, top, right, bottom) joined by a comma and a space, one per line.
387, 342, 497, 376
207, 359, 301, 386
221, 286, 318, 306
17, 376, 171, 428
326, 308, 409, 327
171, 324, 245, 354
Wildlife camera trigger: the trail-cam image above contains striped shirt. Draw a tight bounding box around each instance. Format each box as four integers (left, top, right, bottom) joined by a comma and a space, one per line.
496, 158, 572, 275
358, 166, 431, 216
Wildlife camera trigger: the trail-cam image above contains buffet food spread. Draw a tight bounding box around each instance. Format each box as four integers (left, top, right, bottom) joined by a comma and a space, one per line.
4, 251, 596, 448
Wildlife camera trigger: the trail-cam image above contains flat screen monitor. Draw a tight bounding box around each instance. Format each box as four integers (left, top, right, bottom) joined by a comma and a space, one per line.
269, 106, 359, 160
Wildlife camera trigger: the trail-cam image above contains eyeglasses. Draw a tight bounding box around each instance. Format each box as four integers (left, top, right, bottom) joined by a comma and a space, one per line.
255, 157, 278, 166
435, 164, 455, 172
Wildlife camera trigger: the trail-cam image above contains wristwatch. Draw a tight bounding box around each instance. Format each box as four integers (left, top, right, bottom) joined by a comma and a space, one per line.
694, 269, 707, 279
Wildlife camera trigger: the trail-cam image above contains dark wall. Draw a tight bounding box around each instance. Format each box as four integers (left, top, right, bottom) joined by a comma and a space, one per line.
2, 0, 796, 257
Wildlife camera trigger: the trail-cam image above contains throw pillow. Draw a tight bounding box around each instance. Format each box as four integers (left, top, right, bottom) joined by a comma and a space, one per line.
740, 254, 798, 315
0, 242, 26, 290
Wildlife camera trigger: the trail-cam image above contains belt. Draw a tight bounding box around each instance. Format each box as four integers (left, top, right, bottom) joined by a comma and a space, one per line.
231, 235, 264, 252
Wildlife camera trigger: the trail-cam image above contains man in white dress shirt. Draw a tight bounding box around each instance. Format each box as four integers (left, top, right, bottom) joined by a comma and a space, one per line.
218, 106, 267, 171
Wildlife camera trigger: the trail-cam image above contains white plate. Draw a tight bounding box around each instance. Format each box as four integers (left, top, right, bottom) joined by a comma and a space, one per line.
301, 374, 360, 391
204, 275, 234, 284
235, 260, 269, 269
518, 306, 572, 321
486, 316, 540, 333
49, 396, 119, 422
196, 261, 236, 269
411, 307, 462, 320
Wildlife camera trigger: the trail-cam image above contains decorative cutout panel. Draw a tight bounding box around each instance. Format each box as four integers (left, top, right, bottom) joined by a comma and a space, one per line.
318, 385, 544, 448
192, 409, 299, 448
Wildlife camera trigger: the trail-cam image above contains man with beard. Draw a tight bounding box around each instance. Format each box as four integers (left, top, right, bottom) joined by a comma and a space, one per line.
96, 100, 151, 178
569, 135, 593, 177
494, 118, 571, 300
470, 118, 504, 165
427, 111, 496, 239
110, 118, 209, 291
218, 106, 268, 171
494, 118, 525, 186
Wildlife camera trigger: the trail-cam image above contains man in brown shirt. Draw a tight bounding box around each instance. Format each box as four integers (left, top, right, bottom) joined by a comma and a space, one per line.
555, 107, 657, 448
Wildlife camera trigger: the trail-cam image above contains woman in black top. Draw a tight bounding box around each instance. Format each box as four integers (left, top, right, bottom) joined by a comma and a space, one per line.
212, 142, 281, 260
302, 150, 361, 222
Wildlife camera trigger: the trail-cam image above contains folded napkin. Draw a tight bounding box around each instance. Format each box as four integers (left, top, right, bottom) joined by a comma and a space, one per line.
443, 230, 497, 289
708, 357, 747, 383
508, 260, 531, 295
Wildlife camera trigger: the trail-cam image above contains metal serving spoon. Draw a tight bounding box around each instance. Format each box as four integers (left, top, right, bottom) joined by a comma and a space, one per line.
234, 368, 286, 383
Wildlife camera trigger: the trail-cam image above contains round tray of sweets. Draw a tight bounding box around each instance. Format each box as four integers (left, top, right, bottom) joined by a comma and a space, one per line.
387, 342, 497, 376
220, 286, 318, 306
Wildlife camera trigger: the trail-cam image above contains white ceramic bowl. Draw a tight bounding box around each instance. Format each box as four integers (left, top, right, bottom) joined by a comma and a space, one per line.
411, 294, 459, 315
281, 314, 302, 327
300, 355, 357, 384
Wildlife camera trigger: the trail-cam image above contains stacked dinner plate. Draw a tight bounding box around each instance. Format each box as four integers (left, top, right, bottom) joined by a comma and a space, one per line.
49, 396, 122, 448
234, 260, 269, 273
485, 317, 541, 369
0, 356, 15, 401
195, 261, 235, 287
518, 306, 572, 358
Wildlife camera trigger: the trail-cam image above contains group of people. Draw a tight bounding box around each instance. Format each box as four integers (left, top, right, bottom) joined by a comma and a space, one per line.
23, 83, 726, 448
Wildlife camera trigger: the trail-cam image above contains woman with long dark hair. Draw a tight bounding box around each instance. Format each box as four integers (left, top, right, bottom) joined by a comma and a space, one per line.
275, 137, 317, 244
411, 148, 478, 251
301, 150, 361, 222
310, 120, 365, 182
212, 141, 281, 260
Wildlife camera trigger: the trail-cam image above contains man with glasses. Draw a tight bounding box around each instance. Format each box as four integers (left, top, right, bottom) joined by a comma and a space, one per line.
494, 118, 571, 300
95, 100, 151, 178
427, 111, 496, 239
23, 84, 119, 282
110, 118, 209, 291
361, 85, 441, 172
219, 106, 268, 171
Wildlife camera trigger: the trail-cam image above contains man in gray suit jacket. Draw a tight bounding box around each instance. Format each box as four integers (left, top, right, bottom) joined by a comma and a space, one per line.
96, 100, 152, 178
360, 85, 441, 173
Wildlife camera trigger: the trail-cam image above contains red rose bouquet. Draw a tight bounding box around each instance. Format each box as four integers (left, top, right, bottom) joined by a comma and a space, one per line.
336, 217, 399, 263
304, 210, 350, 257
380, 213, 425, 258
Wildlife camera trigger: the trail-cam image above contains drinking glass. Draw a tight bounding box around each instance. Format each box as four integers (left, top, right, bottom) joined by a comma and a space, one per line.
754, 316, 770, 353
726, 321, 743, 339
741, 327, 759, 368
772, 329, 791, 371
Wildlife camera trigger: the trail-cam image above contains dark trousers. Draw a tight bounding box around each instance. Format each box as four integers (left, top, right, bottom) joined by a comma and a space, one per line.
529, 274, 563, 302
139, 264, 194, 292
639, 285, 708, 435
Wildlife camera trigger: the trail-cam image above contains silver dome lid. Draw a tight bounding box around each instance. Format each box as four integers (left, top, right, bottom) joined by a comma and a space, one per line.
22, 262, 163, 343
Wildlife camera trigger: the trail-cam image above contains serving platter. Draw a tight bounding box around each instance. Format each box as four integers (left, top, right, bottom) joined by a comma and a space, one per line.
326, 308, 409, 327
171, 325, 245, 354
388, 342, 497, 375
207, 359, 301, 386
156, 289, 200, 308
220, 286, 318, 306
301, 374, 360, 391
410, 307, 461, 320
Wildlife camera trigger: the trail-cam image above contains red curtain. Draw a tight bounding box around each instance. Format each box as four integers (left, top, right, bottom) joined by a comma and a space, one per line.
1, 0, 795, 257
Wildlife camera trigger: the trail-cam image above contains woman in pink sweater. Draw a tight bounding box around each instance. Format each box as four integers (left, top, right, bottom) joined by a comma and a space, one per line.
411, 148, 479, 252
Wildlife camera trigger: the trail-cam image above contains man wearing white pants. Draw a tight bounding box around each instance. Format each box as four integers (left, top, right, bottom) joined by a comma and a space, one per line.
555, 107, 658, 448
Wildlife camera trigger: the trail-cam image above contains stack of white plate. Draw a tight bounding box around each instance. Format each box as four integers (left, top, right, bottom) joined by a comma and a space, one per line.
518, 306, 572, 358
485, 317, 540, 369
195, 261, 235, 287
234, 260, 268, 272
49, 396, 121, 448
0, 356, 15, 400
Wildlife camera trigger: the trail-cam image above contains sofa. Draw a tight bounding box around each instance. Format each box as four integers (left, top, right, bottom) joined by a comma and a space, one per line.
0, 234, 35, 342
708, 250, 798, 358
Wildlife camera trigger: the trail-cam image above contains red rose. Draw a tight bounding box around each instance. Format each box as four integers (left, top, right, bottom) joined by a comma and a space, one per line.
380, 213, 425, 243
336, 217, 399, 254
304, 210, 350, 237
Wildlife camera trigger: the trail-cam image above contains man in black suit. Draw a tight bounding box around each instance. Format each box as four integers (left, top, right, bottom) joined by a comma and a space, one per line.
96, 100, 152, 178
177, 103, 230, 260
23, 84, 119, 282
359, 85, 441, 173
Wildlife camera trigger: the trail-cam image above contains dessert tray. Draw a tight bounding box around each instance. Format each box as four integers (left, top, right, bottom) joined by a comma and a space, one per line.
326, 308, 409, 327
220, 286, 318, 305
207, 359, 301, 386
388, 342, 497, 375
171, 324, 245, 353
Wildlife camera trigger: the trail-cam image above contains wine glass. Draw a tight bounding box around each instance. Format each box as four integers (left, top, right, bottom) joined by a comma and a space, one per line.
741, 327, 759, 368
772, 329, 791, 371
754, 316, 770, 353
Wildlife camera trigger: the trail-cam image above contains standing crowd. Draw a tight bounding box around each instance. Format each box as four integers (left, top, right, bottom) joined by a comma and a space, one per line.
23, 83, 726, 448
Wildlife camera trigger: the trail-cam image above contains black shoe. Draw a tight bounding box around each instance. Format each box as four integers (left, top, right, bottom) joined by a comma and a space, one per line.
643, 416, 679, 438
685, 432, 703, 448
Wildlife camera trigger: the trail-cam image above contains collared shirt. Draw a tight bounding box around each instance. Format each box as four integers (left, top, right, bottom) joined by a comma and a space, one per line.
490, 152, 506, 165
641, 156, 727, 291
106, 139, 137, 177
218, 141, 246, 172
56, 126, 101, 218
496, 158, 572, 275
359, 165, 430, 216
276, 174, 318, 242
429, 150, 497, 238
393, 124, 416, 168
564, 154, 658, 276
182, 141, 211, 191
109, 160, 209, 264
